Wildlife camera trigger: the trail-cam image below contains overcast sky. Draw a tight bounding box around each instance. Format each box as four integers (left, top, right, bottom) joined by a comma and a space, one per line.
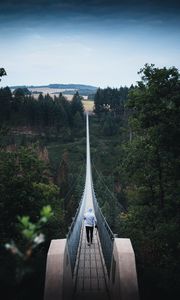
1, 0, 180, 87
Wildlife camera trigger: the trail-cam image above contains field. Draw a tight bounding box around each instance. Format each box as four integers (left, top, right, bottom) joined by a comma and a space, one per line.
82, 100, 94, 112
27, 87, 94, 111
11, 87, 94, 112
11, 87, 89, 101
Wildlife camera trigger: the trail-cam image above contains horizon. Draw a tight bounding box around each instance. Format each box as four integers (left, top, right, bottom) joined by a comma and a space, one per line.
7, 82, 129, 89
7, 83, 98, 88
1, 0, 180, 87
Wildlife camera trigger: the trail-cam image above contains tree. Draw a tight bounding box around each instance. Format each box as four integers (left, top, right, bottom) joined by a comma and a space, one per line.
0, 145, 61, 242
127, 64, 180, 208
0, 144, 67, 300
0, 68, 7, 81
102, 113, 117, 136
94, 88, 103, 115
13, 87, 31, 96
71, 92, 84, 119
116, 64, 180, 299
0, 87, 12, 123
94, 86, 129, 117
73, 111, 84, 129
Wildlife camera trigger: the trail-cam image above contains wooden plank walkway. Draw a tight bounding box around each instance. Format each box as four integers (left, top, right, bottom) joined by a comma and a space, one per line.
72, 114, 109, 299
73, 222, 109, 300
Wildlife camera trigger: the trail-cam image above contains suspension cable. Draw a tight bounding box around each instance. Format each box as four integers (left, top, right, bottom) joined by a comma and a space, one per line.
62, 161, 85, 204
92, 160, 126, 212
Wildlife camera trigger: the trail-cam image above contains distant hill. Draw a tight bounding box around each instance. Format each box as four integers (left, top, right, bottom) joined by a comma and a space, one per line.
48, 84, 97, 90
10, 83, 98, 97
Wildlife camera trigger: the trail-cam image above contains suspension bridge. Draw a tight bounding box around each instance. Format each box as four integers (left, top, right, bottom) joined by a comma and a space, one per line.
44, 113, 139, 300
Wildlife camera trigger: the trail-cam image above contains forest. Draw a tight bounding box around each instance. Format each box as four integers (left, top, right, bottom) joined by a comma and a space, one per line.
0, 64, 180, 300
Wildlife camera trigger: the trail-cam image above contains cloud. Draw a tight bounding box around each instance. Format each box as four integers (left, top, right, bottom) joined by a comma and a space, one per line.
1, 0, 180, 19
1, 0, 180, 87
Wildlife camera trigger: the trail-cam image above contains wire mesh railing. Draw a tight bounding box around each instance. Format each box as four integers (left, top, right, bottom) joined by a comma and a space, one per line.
92, 186, 114, 276
66, 186, 86, 273
67, 113, 115, 275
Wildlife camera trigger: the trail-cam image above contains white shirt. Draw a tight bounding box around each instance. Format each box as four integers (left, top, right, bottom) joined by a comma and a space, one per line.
84, 210, 96, 227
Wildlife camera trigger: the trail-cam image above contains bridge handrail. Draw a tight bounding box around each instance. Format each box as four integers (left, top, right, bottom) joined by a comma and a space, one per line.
93, 188, 114, 238
92, 185, 114, 276
67, 185, 86, 272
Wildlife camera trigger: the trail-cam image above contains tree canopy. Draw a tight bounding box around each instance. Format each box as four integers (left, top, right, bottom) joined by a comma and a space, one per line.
92, 64, 180, 300
0, 68, 7, 81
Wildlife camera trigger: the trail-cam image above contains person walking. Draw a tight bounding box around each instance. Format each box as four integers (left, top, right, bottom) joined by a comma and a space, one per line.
84, 208, 96, 246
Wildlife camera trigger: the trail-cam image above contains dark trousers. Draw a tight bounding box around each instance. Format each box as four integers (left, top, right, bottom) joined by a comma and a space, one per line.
85, 226, 94, 243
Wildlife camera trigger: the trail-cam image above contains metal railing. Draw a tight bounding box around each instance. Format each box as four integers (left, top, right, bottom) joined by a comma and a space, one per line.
67, 186, 86, 272
92, 186, 114, 276
67, 113, 115, 275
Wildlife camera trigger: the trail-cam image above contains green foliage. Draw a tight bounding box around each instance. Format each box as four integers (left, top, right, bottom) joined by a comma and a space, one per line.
5, 205, 53, 259
94, 86, 130, 116
0, 89, 85, 132
32, 182, 59, 203
1, 64, 179, 299
70, 92, 84, 127
0, 145, 60, 242
0, 87, 12, 123
0, 67, 7, 81
116, 64, 180, 299
3, 205, 53, 300
73, 111, 84, 129
126, 64, 180, 208
13, 87, 31, 96
0, 85, 86, 299
0, 144, 67, 300
92, 65, 180, 299
102, 113, 118, 136
89, 116, 126, 231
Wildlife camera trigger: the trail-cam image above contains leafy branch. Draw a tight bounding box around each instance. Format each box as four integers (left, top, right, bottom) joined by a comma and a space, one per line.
5, 205, 53, 260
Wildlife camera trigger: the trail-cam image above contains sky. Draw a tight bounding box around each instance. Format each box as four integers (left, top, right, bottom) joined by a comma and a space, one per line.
0, 0, 180, 88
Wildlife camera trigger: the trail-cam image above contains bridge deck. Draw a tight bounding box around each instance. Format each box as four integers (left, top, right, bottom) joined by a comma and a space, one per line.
73, 223, 109, 300
72, 113, 109, 299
